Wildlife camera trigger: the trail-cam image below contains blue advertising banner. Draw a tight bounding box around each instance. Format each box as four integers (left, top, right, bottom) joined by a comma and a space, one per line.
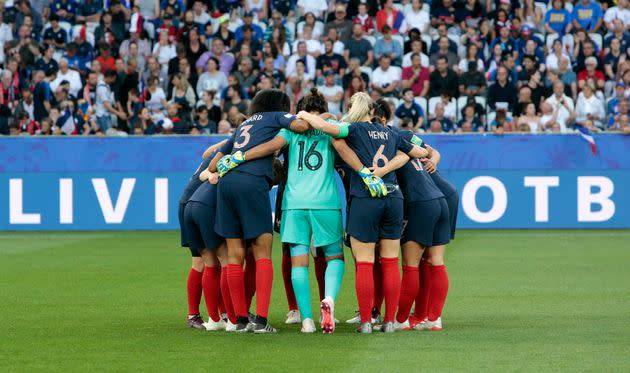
1, 135, 629, 230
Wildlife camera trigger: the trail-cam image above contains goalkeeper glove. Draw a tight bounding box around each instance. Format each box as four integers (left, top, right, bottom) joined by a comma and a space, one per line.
217, 151, 246, 178
358, 166, 387, 198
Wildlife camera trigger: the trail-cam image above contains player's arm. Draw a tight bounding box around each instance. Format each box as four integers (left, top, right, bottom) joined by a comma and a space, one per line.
372, 151, 410, 178
405, 134, 429, 159
288, 118, 310, 133
202, 139, 228, 160
243, 135, 288, 161
297, 111, 349, 138
209, 133, 235, 172
421, 144, 441, 174
332, 138, 387, 198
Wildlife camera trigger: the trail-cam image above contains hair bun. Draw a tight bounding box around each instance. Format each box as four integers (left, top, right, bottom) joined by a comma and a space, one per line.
310, 87, 319, 95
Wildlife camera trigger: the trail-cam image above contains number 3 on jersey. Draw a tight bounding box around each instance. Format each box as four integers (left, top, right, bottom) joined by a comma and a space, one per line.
372, 144, 389, 168
234, 124, 253, 149
297, 140, 323, 171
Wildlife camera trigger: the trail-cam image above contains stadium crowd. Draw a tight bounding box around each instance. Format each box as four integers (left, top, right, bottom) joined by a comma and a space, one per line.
2, 0, 630, 136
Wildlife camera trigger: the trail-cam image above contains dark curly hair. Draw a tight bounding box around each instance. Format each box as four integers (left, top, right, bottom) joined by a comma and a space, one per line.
296, 87, 328, 114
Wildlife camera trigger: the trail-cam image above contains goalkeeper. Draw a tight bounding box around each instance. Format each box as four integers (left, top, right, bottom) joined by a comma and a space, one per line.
216, 88, 386, 334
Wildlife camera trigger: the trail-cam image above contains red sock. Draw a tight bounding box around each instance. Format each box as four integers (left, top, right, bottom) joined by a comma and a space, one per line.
255, 258, 273, 318
373, 258, 383, 314
186, 268, 203, 315
380, 257, 401, 323
396, 265, 419, 323
414, 260, 431, 320
428, 265, 449, 321
244, 254, 256, 311
217, 280, 226, 316
202, 266, 221, 322
355, 261, 374, 323
220, 267, 237, 324
282, 252, 298, 310
314, 255, 327, 301
226, 264, 248, 318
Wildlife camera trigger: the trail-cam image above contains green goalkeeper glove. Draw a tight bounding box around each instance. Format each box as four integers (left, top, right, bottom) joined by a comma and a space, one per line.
217, 151, 246, 178
358, 166, 387, 198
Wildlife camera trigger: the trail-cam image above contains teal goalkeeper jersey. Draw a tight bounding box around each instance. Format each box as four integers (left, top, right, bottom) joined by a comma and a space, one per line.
278, 121, 348, 210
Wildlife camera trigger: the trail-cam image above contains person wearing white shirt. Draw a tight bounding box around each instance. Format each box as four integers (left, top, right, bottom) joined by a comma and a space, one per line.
604, 0, 630, 31
297, 0, 328, 19
545, 39, 571, 71
540, 100, 573, 132
317, 71, 344, 116
402, 39, 429, 68
51, 59, 83, 97
152, 31, 176, 69
371, 55, 401, 96
192, 1, 211, 26
575, 82, 606, 129
286, 42, 317, 81
403, 0, 430, 33
546, 80, 575, 126
0, 13, 12, 65
292, 24, 322, 58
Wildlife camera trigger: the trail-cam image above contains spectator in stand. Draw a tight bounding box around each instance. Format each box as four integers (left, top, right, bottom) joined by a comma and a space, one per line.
604, 19, 630, 54
169, 72, 196, 118
317, 38, 347, 78
604, 38, 625, 88
546, 80, 575, 127
95, 69, 126, 132
402, 39, 429, 68
395, 89, 424, 130
405, 0, 430, 34
516, 102, 543, 132
429, 103, 455, 132
32, 70, 53, 123
235, 12, 264, 43
353, 3, 375, 35
292, 24, 322, 58
488, 66, 518, 111
51, 58, 82, 98
546, 39, 571, 72
609, 113, 630, 133
221, 84, 248, 116
431, 0, 457, 29
153, 30, 177, 69
325, 4, 354, 42
34, 46, 59, 76
144, 75, 168, 120
429, 56, 458, 98
297, 0, 328, 19
377, 0, 408, 34
286, 42, 317, 82
430, 23, 458, 55
43, 15, 67, 52
575, 80, 606, 129
459, 61, 487, 97
342, 58, 370, 90
607, 83, 627, 118
234, 57, 258, 98
257, 55, 286, 91
371, 55, 401, 97
429, 91, 457, 121
374, 25, 403, 66
572, 0, 604, 33
191, 105, 216, 134
458, 44, 485, 74
457, 103, 485, 132
430, 37, 459, 71
196, 57, 228, 98
298, 12, 323, 40
317, 71, 344, 116
578, 56, 606, 92
344, 23, 374, 67
545, 0, 572, 36
196, 38, 235, 76
491, 107, 515, 133
402, 53, 430, 97
489, 25, 516, 58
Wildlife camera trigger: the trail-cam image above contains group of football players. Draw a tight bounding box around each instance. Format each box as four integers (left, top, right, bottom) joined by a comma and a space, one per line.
178, 88, 458, 334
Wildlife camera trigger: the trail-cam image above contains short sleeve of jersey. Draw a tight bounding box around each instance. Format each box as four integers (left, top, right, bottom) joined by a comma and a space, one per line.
278, 128, 292, 144
325, 119, 349, 139
219, 133, 235, 155
395, 130, 414, 154
276, 112, 297, 129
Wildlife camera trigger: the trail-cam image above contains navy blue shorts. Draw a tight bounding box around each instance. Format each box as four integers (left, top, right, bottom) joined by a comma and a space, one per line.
215, 171, 273, 240
402, 198, 450, 247
347, 197, 404, 243
179, 203, 200, 257
446, 192, 459, 239
184, 201, 224, 252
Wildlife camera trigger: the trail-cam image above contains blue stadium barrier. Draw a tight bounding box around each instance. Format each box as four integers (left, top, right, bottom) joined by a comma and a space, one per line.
1, 134, 629, 230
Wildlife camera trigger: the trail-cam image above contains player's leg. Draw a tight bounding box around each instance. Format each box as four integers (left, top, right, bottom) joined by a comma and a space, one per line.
199, 248, 223, 329
377, 198, 405, 332
282, 243, 300, 324
217, 244, 237, 330
290, 246, 315, 333
413, 258, 431, 324
347, 198, 382, 333
396, 241, 423, 328
183, 202, 205, 329
244, 251, 256, 313
225, 238, 249, 329
313, 250, 327, 302
372, 250, 383, 323
251, 233, 275, 332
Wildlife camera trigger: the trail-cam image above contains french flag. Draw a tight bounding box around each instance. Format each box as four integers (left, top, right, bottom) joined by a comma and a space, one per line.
575, 124, 597, 155
57, 106, 75, 136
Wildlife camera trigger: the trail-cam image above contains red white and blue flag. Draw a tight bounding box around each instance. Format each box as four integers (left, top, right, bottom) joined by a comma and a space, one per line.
575, 124, 597, 155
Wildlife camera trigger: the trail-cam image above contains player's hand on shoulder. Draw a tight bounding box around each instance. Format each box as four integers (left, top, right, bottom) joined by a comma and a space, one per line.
207, 172, 220, 185
421, 158, 437, 174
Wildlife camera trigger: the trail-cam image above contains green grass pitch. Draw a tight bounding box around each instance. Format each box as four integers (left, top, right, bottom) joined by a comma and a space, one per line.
1, 230, 629, 372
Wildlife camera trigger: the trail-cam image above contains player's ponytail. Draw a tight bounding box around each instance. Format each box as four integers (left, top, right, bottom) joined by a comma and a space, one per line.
296, 88, 328, 114
342, 92, 373, 123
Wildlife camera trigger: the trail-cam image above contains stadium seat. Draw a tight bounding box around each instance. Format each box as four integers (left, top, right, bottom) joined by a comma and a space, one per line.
364, 35, 376, 47
391, 34, 404, 50
359, 66, 373, 76
456, 96, 487, 121
428, 96, 457, 117
71, 25, 95, 47
546, 33, 560, 49
421, 34, 432, 51
589, 33, 603, 51
414, 96, 428, 117
534, 33, 545, 45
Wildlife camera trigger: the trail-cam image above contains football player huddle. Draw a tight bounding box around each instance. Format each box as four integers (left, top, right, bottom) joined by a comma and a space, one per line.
179, 88, 458, 334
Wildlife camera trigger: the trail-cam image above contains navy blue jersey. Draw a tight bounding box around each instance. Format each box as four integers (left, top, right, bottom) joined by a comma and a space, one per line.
430, 170, 457, 198
395, 131, 444, 203
178, 151, 215, 205
220, 111, 296, 182
344, 122, 413, 199
188, 181, 218, 207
